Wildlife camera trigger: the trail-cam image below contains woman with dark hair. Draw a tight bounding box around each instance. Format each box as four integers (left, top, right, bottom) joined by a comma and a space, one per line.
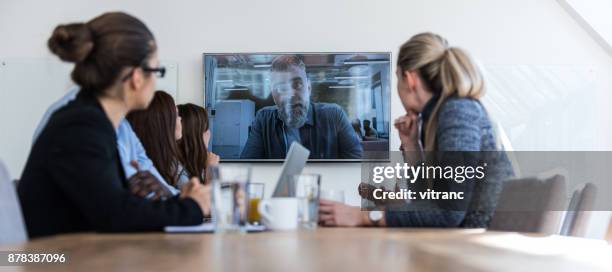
127, 91, 184, 187
176, 103, 220, 188
18, 12, 210, 238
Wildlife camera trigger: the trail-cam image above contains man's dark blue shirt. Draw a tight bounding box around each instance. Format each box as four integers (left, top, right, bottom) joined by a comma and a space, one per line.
240, 103, 363, 159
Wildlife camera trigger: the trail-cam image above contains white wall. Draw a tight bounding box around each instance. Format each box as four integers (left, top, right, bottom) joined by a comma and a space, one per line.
1, 0, 611, 236
560, 0, 612, 56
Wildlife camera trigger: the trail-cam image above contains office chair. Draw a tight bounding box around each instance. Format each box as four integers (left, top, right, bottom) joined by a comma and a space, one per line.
0, 159, 28, 245
489, 174, 567, 234
560, 183, 597, 237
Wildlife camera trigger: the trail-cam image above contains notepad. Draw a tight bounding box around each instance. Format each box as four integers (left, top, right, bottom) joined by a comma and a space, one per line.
164, 222, 215, 233
164, 223, 266, 233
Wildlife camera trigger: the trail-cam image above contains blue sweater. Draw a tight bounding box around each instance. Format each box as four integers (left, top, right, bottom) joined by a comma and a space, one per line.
385, 96, 513, 228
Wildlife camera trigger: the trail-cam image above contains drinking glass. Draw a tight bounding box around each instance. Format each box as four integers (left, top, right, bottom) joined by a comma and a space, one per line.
320, 189, 345, 203
210, 165, 250, 233
247, 183, 265, 225
293, 174, 321, 229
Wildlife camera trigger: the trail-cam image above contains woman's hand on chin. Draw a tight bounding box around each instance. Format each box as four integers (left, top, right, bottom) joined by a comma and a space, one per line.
394, 111, 420, 151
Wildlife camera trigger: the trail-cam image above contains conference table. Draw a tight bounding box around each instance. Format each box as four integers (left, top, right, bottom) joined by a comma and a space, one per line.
1, 228, 611, 272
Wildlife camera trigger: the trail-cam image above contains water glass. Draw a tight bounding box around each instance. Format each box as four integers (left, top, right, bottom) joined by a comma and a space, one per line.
210, 165, 250, 233
293, 174, 321, 229
320, 189, 345, 203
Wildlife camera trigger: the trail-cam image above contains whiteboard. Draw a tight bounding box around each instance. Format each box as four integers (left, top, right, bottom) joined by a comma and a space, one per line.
0, 58, 178, 179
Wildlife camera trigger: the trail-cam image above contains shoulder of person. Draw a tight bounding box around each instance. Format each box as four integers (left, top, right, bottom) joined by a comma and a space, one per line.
314, 102, 344, 115
438, 97, 486, 124
46, 101, 115, 143
56, 103, 108, 125
255, 105, 278, 118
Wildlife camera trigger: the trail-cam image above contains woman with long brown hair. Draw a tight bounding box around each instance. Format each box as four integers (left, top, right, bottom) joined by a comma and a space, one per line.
127, 91, 184, 187
176, 103, 219, 188
18, 12, 210, 238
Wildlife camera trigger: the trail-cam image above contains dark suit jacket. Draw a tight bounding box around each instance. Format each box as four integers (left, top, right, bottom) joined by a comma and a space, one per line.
18, 92, 203, 238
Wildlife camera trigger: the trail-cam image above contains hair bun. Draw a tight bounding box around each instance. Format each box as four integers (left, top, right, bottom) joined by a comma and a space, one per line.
48, 23, 94, 63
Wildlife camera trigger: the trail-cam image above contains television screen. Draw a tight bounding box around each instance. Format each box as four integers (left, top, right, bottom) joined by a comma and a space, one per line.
204, 52, 391, 161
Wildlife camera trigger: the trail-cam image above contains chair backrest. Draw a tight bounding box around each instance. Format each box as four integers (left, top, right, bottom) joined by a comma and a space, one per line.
0, 160, 27, 245
560, 189, 580, 235
560, 183, 597, 237
489, 174, 567, 234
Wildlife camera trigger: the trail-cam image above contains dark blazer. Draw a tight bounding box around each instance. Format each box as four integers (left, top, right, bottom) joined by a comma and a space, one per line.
18, 92, 203, 238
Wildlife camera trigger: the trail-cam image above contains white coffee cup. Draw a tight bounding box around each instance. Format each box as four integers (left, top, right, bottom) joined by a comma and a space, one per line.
258, 198, 298, 230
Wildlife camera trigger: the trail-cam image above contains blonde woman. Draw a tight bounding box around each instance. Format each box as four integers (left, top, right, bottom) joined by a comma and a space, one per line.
319, 33, 512, 228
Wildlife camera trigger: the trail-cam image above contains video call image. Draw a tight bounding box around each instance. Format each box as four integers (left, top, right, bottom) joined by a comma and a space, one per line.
204, 53, 391, 161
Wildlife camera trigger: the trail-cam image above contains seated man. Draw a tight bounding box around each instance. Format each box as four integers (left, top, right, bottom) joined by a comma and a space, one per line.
240, 55, 363, 159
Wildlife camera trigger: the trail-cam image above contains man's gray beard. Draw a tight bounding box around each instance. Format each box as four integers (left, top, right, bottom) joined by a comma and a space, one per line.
278, 103, 308, 128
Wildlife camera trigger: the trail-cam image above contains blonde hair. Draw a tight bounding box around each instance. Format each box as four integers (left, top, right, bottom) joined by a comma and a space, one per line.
397, 33, 485, 151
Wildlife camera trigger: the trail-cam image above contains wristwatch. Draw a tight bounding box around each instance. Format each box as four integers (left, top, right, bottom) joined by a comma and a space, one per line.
368, 211, 384, 226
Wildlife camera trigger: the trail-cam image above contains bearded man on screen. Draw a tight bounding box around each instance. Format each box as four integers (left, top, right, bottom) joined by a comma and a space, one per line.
240, 55, 362, 160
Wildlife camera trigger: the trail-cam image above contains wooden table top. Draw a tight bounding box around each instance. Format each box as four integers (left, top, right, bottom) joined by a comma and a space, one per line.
1, 228, 611, 272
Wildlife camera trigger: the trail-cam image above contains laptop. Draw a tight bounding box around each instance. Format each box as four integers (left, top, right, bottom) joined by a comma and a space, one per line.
271, 142, 310, 197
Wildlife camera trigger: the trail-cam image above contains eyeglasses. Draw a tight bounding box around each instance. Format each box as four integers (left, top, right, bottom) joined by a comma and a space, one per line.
122, 65, 166, 81
143, 66, 166, 78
